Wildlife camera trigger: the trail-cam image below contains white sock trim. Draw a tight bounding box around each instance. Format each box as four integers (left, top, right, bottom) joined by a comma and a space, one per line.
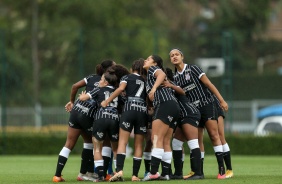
172, 138, 184, 150
59, 147, 71, 158
187, 139, 199, 150
102, 146, 112, 157
83, 143, 93, 150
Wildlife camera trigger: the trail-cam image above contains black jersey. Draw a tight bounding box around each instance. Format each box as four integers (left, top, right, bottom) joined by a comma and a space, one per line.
87, 86, 119, 121
173, 64, 214, 108
120, 73, 147, 112
146, 66, 177, 107
72, 74, 101, 118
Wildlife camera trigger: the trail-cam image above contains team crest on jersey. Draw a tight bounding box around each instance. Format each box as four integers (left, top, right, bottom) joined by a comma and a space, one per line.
185, 72, 190, 80
97, 132, 104, 138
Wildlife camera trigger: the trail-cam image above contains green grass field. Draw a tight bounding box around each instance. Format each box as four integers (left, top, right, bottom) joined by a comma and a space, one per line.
0, 155, 281, 184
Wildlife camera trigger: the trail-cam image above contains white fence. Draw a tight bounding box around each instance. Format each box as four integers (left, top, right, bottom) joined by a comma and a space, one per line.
1, 100, 282, 133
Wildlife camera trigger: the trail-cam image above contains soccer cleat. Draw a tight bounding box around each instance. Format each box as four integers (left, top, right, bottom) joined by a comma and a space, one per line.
144, 171, 149, 178
159, 175, 170, 180
77, 172, 98, 181
109, 171, 124, 182
52, 176, 65, 182
131, 175, 141, 181
226, 170, 234, 178
142, 172, 160, 181
93, 176, 105, 182
217, 173, 226, 179
105, 174, 113, 181
170, 174, 183, 180
183, 171, 194, 179
184, 174, 204, 180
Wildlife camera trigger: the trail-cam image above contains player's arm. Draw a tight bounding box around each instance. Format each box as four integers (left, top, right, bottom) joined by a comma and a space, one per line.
162, 80, 185, 95
101, 82, 127, 107
65, 79, 86, 112
200, 74, 228, 111
149, 69, 166, 101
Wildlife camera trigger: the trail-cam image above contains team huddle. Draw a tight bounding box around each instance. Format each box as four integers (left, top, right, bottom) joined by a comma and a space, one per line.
52, 48, 234, 182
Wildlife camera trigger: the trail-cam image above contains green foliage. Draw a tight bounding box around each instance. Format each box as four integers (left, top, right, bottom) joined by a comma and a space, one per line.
0, 0, 281, 106
1, 133, 282, 155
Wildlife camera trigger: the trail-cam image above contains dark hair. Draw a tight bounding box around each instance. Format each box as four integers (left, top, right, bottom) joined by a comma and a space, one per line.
169, 48, 183, 56
165, 67, 174, 82
107, 64, 130, 87
132, 58, 146, 76
104, 68, 118, 87
96, 59, 115, 76
151, 55, 165, 71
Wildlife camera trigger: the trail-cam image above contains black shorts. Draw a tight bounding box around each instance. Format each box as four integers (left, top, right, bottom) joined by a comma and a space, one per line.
120, 110, 147, 135
153, 100, 180, 129
180, 115, 201, 128
68, 109, 93, 136
198, 101, 218, 128
217, 104, 225, 119
92, 118, 119, 142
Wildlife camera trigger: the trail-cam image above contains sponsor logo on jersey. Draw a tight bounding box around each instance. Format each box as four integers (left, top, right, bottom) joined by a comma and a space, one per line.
130, 104, 147, 111
183, 84, 196, 92
122, 122, 130, 129
97, 132, 104, 138
75, 104, 89, 113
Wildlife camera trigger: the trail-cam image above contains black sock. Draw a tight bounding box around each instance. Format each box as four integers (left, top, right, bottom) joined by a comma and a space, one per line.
172, 150, 183, 175
96, 166, 104, 178
223, 151, 232, 170
55, 155, 68, 177
79, 148, 94, 174
215, 152, 225, 175
144, 159, 151, 173
161, 161, 171, 176
201, 158, 204, 175
150, 156, 161, 174
190, 148, 201, 175
116, 154, 126, 172
103, 156, 110, 177
132, 157, 142, 177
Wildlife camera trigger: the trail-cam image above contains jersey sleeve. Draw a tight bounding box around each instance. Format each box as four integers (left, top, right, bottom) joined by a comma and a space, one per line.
191, 65, 205, 79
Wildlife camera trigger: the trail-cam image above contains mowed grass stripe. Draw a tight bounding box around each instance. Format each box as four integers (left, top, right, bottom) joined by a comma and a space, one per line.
0, 155, 281, 184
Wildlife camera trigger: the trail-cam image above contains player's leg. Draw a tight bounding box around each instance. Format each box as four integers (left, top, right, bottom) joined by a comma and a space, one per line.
218, 116, 233, 178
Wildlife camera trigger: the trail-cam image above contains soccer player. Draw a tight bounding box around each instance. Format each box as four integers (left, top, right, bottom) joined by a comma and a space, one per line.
164, 67, 203, 180
101, 58, 148, 182
142, 55, 180, 181
52, 60, 115, 182
170, 48, 228, 179
79, 69, 121, 181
